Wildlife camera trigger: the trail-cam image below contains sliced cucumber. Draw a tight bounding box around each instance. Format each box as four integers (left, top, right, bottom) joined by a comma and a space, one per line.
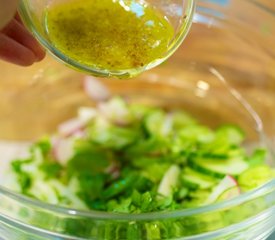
181, 168, 217, 190
216, 186, 241, 202
157, 165, 181, 197
189, 156, 249, 178
183, 189, 211, 207
188, 189, 211, 199
238, 165, 274, 191
216, 125, 245, 145
246, 148, 267, 167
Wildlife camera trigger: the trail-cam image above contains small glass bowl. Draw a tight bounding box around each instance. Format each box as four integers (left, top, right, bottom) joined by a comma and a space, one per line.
18, 0, 195, 78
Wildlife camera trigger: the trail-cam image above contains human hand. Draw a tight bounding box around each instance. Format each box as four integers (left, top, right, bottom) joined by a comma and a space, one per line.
0, 0, 46, 66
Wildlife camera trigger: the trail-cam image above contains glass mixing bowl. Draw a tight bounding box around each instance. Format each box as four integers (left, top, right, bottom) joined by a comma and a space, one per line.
0, 0, 275, 239
18, 0, 195, 78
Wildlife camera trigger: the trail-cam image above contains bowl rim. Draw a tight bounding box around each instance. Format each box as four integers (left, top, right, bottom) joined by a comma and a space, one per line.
18, 0, 196, 78
0, 180, 275, 221
0, 186, 274, 240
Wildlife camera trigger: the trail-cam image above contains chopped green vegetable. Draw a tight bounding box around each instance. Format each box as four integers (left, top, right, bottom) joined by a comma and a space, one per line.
238, 165, 274, 191
67, 146, 111, 175
247, 148, 267, 167
88, 124, 138, 150
215, 125, 245, 145
40, 161, 63, 179
31, 138, 52, 156
11, 159, 33, 194
7, 96, 274, 214
144, 110, 170, 137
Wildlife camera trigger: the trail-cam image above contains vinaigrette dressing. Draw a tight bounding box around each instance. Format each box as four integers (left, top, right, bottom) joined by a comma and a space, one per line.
45, 0, 174, 71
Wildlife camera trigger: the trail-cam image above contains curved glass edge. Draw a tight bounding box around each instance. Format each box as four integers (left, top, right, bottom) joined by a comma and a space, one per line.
0, 214, 78, 240
145, 0, 197, 70
0, 179, 274, 221
184, 205, 275, 240
0, 180, 274, 240
18, 0, 195, 78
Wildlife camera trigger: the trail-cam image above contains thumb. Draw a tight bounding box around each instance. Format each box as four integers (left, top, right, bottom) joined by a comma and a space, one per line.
0, 0, 19, 30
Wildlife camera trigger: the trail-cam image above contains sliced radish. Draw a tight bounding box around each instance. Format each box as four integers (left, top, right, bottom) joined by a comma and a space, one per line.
157, 165, 181, 198
83, 76, 110, 102
98, 97, 132, 125
53, 138, 75, 165
78, 107, 97, 123
206, 175, 240, 204
216, 186, 241, 202
58, 118, 85, 137
71, 130, 86, 138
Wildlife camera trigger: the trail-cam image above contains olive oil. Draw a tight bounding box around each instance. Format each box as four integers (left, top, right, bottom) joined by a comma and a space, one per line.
45, 0, 174, 71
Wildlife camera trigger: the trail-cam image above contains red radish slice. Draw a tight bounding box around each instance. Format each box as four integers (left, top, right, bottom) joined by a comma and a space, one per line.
58, 118, 85, 137
71, 130, 86, 138
98, 98, 131, 125
216, 186, 241, 202
78, 107, 97, 123
206, 175, 240, 204
51, 135, 59, 148
83, 76, 110, 102
53, 138, 74, 165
